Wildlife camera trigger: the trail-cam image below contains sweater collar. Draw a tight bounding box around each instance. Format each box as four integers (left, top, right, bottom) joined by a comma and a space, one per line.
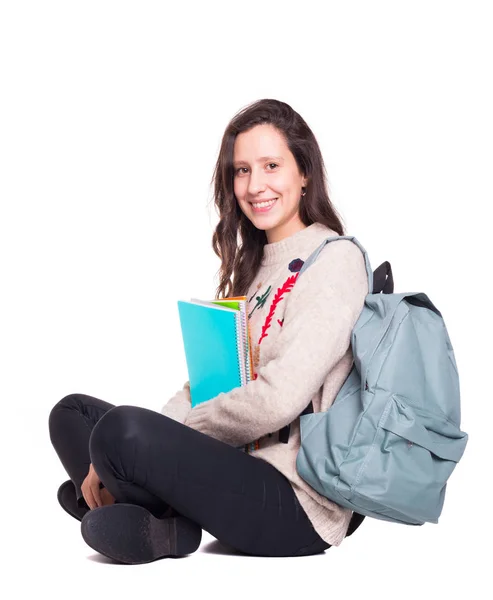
261, 222, 338, 267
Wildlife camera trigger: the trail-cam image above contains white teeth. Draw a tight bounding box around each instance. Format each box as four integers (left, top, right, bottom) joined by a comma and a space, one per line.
252, 199, 277, 208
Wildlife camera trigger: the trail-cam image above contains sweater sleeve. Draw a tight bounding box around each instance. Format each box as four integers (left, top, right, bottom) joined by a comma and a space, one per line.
160, 380, 192, 424
184, 239, 368, 447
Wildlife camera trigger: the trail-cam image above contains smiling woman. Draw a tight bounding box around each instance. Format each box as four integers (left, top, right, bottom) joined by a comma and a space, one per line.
49, 98, 365, 565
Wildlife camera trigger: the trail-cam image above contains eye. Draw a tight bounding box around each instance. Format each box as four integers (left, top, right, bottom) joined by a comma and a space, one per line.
234, 163, 278, 175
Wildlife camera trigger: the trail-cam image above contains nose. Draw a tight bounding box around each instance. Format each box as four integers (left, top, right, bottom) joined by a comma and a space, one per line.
246, 167, 268, 197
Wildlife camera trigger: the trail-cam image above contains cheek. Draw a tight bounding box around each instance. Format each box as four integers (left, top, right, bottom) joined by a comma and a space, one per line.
273, 175, 296, 196
234, 182, 249, 214
233, 178, 245, 199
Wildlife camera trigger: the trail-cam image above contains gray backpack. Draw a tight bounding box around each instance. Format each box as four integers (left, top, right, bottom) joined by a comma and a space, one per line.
280, 235, 468, 526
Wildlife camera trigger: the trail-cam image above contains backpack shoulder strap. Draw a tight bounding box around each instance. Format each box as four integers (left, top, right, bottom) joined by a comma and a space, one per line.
277, 235, 374, 445
297, 235, 374, 295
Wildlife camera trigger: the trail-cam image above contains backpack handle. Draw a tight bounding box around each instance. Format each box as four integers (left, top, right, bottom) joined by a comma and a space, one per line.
372, 260, 394, 294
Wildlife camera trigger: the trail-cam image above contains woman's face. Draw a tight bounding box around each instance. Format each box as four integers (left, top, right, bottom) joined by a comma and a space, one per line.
233, 123, 307, 244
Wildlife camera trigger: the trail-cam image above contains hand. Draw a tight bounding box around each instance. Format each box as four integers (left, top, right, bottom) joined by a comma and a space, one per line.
100, 487, 116, 507
81, 463, 115, 509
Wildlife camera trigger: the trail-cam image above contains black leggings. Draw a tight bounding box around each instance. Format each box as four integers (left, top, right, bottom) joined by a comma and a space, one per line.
49, 393, 357, 557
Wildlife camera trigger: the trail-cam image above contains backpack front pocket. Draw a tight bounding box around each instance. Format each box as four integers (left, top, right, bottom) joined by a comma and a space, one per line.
351, 394, 468, 524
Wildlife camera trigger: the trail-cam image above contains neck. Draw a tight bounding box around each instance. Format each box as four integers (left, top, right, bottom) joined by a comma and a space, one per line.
265, 215, 308, 244
261, 222, 336, 267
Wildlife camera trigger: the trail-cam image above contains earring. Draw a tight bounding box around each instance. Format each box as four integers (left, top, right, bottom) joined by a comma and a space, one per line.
301, 186, 306, 197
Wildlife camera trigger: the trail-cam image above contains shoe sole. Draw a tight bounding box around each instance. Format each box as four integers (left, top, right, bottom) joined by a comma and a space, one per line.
81, 503, 202, 564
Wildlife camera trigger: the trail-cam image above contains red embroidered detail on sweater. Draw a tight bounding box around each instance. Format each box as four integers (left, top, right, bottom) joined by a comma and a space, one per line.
245, 262, 303, 453
257, 273, 299, 345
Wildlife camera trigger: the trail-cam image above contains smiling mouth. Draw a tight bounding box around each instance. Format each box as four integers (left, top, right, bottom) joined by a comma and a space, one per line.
250, 198, 278, 204
250, 198, 278, 209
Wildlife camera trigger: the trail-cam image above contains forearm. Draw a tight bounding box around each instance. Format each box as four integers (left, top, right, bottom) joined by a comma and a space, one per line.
160, 380, 192, 424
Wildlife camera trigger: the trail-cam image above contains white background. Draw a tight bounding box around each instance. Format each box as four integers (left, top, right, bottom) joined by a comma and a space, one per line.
1, 1, 491, 597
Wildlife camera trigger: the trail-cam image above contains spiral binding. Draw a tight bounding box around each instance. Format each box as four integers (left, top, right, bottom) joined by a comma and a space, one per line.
240, 309, 251, 382
235, 311, 247, 386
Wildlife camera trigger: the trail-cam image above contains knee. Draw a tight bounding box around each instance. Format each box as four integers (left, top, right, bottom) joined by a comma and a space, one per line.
48, 393, 85, 439
88, 405, 144, 461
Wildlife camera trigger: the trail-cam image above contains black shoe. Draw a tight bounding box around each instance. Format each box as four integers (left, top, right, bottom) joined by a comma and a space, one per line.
346, 511, 365, 537
57, 480, 90, 522
80, 503, 202, 564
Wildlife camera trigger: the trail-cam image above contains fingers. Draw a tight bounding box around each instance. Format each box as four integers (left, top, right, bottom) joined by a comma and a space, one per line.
100, 487, 116, 506
82, 465, 113, 509
92, 483, 103, 508
83, 484, 104, 509
81, 479, 104, 510
83, 486, 97, 510
81, 463, 104, 509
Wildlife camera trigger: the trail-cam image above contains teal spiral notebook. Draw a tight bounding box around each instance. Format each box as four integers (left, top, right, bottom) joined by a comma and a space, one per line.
177, 299, 249, 408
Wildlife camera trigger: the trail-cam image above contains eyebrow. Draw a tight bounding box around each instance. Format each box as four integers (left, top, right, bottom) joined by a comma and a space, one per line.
233, 155, 284, 166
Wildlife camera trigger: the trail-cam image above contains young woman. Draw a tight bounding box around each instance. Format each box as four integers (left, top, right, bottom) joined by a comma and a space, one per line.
49, 98, 368, 564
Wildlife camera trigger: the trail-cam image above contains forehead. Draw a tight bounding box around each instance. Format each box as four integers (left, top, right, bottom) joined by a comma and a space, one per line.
233, 124, 287, 164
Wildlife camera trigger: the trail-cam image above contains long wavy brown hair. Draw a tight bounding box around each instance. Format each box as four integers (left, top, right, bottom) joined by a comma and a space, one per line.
209, 98, 346, 299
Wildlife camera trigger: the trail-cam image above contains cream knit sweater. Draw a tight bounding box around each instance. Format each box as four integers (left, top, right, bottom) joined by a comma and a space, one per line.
160, 222, 368, 546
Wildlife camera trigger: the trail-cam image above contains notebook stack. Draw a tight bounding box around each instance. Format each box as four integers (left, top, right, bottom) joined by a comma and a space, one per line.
177, 296, 255, 408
